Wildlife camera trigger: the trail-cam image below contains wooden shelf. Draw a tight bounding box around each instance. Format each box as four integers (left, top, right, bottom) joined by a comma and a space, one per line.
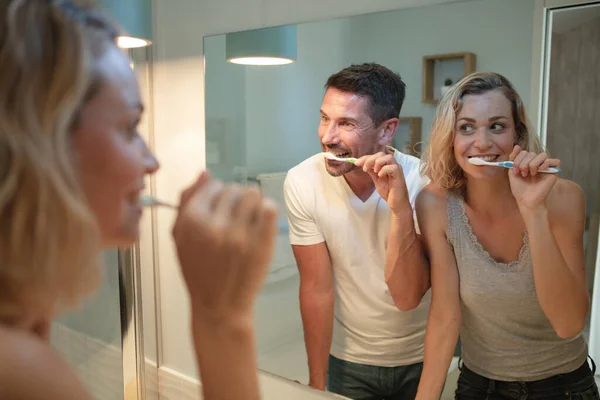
422, 52, 476, 104
396, 117, 422, 156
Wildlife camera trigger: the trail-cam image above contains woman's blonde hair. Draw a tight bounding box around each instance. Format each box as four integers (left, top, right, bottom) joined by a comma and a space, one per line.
0, 0, 120, 322
421, 72, 544, 191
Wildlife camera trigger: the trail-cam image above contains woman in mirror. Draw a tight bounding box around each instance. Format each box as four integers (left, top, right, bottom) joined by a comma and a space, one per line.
414, 72, 599, 399
0, 1, 276, 399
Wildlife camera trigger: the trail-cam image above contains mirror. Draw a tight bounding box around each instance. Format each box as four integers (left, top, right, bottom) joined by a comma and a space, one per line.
202, 0, 599, 397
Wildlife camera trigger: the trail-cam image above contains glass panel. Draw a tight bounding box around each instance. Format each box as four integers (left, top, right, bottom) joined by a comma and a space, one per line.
129, 45, 160, 399
51, 250, 125, 400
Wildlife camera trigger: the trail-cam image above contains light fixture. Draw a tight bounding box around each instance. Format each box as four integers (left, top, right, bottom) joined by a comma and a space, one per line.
226, 25, 297, 66
95, 0, 152, 49
116, 36, 150, 49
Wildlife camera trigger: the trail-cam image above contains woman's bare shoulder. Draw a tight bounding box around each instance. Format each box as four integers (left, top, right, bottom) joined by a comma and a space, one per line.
547, 178, 585, 225
0, 325, 92, 400
416, 183, 449, 232
417, 182, 448, 208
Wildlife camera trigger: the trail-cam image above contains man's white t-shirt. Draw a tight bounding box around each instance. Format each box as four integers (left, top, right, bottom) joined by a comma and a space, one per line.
283, 149, 431, 367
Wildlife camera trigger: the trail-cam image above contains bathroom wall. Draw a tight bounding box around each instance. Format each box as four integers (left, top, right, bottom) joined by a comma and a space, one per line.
360, 0, 535, 141
204, 35, 247, 182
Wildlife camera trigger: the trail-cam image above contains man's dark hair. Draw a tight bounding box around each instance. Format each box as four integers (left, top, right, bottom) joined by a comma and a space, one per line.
325, 63, 406, 126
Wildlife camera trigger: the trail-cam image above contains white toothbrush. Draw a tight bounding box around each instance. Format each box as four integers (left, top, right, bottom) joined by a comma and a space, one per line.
468, 157, 561, 174
322, 152, 358, 164
139, 194, 177, 209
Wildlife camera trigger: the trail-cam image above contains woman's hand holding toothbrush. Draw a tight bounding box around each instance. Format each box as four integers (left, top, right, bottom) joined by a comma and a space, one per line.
508, 145, 561, 213
172, 171, 278, 318
171, 171, 278, 400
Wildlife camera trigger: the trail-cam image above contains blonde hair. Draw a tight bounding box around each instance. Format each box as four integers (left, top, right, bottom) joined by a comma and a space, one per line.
0, 0, 120, 322
421, 72, 544, 191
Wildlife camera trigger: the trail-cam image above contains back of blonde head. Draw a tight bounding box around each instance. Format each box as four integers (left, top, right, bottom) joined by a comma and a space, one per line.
0, 0, 119, 322
421, 72, 544, 191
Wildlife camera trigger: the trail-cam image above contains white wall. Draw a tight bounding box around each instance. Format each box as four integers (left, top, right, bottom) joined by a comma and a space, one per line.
150, 0, 520, 380
363, 0, 535, 140
204, 35, 247, 181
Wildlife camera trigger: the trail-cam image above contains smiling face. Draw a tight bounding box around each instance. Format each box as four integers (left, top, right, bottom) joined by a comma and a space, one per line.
318, 88, 390, 177
453, 89, 516, 181
72, 46, 159, 247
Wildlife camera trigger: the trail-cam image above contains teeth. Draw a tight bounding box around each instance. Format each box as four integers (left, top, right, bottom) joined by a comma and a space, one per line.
472, 155, 497, 161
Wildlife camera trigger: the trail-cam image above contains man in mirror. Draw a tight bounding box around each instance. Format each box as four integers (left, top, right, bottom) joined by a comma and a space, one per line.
284, 63, 431, 400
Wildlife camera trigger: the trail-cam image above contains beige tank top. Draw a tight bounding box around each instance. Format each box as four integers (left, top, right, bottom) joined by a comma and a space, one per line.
446, 194, 588, 381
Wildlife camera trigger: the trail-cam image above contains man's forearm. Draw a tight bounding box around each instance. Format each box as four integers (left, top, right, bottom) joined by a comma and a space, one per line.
299, 288, 334, 389
385, 204, 430, 310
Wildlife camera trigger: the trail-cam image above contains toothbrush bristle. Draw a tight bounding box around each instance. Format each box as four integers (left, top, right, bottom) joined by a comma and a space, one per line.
468, 157, 487, 165
321, 152, 358, 164
322, 152, 339, 160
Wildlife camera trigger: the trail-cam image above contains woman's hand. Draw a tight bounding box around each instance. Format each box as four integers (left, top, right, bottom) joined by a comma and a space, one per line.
172, 172, 278, 321
508, 145, 560, 214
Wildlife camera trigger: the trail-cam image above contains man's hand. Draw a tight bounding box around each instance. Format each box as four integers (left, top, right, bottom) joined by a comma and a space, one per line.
355, 152, 410, 214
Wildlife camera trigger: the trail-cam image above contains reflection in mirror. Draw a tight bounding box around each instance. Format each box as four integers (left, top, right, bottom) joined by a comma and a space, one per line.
204, 0, 599, 398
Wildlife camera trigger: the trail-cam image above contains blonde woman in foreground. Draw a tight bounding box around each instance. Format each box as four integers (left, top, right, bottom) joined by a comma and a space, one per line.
0, 1, 276, 399
414, 72, 599, 399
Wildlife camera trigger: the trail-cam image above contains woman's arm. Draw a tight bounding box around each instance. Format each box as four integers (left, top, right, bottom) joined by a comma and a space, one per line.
414, 185, 462, 400
192, 314, 261, 400
524, 179, 589, 338
509, 148, 589, 339
172, 173, 278, 400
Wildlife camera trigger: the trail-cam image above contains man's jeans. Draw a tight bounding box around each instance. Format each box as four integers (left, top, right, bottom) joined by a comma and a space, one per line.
327, 354, 423, 400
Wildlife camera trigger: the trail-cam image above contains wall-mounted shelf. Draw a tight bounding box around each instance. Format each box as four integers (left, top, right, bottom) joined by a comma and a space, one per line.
422, 52, 476, 104
396, 117, 422, 156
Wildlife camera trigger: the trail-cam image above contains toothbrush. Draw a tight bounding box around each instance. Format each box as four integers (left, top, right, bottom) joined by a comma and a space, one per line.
322, 152, 358, 164
139, 194, 177, 209
468, 157, 562, 174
